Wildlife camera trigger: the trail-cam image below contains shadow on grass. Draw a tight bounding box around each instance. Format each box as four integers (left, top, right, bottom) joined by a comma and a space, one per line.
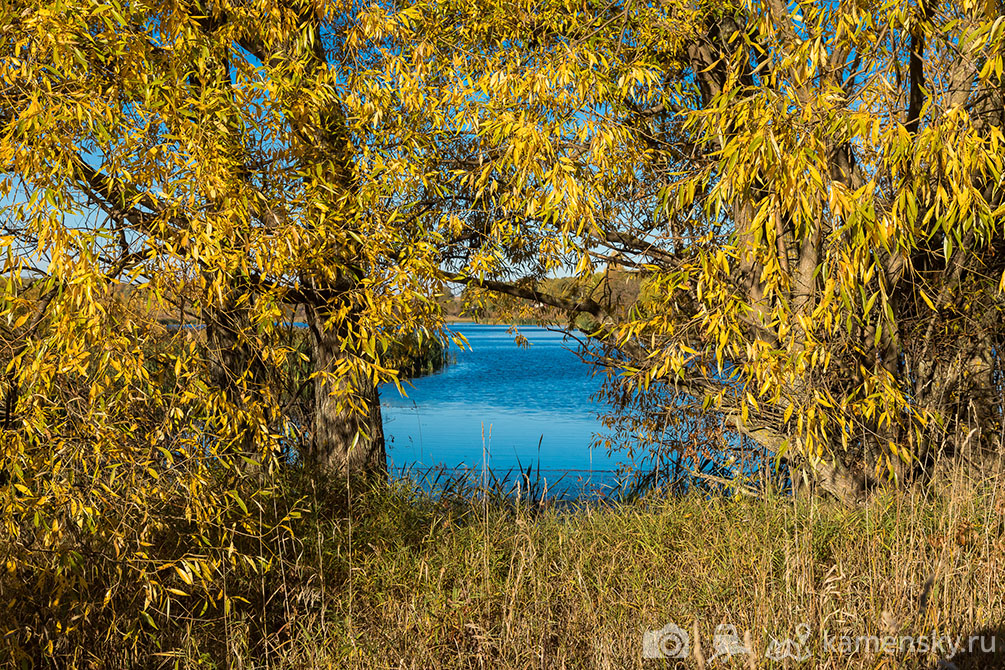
932, 624, 1005, 669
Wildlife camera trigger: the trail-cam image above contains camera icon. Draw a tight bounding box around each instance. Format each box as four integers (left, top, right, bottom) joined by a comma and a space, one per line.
642, 621, 690, 659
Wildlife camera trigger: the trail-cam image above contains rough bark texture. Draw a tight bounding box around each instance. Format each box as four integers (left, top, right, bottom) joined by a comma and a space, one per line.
302, 304, 387, 480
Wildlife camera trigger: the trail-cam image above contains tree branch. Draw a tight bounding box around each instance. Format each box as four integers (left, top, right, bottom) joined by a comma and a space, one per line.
441, 271, 604, 316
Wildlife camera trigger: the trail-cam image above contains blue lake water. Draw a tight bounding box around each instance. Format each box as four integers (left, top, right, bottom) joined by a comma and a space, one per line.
380, 324, 622, 491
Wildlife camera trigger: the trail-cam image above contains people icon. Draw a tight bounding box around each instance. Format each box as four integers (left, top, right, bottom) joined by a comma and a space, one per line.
765, 623, 813, 661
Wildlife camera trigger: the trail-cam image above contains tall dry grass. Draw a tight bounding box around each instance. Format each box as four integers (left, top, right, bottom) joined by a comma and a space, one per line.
155, 461, 1005, 670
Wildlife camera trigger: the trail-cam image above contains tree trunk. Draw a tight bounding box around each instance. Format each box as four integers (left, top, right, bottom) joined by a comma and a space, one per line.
733, 417, 870, 504
202, 285, 270, 456
303, 303, 387, 480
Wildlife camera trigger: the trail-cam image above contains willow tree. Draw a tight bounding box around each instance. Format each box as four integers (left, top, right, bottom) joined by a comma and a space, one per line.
2, 0, 665, 654
602, 0, 1005, 499
1, 0, 444, 485
365, 0, 1005, 500
0, 0, 470, 660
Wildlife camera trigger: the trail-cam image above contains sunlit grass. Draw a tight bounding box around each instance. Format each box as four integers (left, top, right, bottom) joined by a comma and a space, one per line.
196, 465, 1005, 669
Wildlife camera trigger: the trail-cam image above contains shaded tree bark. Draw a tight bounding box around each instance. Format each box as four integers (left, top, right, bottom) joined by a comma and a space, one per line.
302, 301, 387, 478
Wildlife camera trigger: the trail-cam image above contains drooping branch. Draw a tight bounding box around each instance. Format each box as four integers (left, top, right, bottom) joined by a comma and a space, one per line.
442, 271, 604, 316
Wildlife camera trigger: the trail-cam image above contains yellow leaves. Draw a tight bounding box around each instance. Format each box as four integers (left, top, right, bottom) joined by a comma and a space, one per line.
862, 291, 878, 319
173, 563, 194, 586
8, 310, 29, 330
5, 0, 1004, 655
919, 289, 936, 311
